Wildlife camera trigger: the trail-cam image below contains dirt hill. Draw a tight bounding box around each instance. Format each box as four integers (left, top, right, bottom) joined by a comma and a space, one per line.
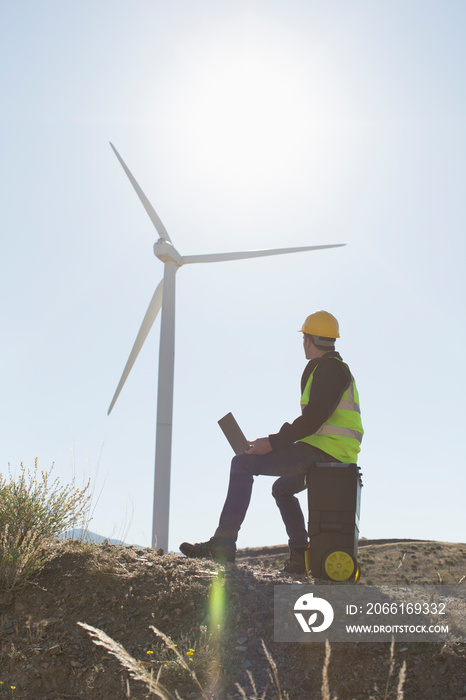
0, 539, 465, 699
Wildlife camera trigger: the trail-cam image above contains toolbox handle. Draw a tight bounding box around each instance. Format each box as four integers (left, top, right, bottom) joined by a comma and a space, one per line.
308, 462, 363, 485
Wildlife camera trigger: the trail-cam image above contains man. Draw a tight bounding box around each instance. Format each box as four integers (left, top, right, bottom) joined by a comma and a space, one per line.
180, 310, 363, 574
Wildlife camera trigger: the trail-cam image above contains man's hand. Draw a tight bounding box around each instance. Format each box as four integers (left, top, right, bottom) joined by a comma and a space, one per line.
245, 437, 272, 455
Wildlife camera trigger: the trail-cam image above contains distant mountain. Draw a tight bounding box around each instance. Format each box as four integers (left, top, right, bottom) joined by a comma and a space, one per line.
59, 529, 128, 546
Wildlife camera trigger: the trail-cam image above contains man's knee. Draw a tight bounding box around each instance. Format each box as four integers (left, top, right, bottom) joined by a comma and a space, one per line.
230, 452, 255, 477
272, 477, 286, 500
272, 474, 305, 500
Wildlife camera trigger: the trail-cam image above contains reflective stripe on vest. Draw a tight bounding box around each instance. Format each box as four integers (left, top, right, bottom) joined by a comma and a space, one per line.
298, 359, 363, 462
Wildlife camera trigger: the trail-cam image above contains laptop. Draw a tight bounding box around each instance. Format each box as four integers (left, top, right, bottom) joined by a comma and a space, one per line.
218, 412, 250, 455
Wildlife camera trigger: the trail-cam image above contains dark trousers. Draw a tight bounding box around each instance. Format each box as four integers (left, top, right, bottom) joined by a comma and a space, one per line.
214, 442, 338, 550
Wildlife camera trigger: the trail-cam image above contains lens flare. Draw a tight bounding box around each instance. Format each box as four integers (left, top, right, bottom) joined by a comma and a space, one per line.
209, 571, 226, 630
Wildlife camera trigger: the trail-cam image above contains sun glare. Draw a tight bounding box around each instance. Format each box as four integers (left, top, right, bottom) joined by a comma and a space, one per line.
180, 53, 315, 187
170, 21, 342, 191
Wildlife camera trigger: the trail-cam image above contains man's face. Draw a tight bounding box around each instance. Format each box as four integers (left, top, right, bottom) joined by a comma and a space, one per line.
303, 334, 312, 359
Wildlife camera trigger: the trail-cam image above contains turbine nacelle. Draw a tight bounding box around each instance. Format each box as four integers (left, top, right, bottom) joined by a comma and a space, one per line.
153, 239, 182, 266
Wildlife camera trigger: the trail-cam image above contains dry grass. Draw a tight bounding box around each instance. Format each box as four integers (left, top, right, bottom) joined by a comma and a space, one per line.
79, 621, 407, 700
0, 460, 91, 591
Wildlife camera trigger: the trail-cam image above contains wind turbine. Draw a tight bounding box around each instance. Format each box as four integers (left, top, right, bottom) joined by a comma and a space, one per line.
107, 143, 345, 551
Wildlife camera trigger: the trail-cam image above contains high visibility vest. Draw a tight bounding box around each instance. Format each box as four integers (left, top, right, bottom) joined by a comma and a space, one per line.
298, 359, 363, 462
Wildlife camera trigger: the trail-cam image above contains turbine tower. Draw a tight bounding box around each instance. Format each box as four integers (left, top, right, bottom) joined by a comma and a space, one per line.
107, 143, 345, 551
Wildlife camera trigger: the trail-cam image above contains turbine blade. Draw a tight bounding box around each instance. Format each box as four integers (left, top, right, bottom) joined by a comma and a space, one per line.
110, 143, 172, 243
181, 243, 345, 264
108, 280, 164, 415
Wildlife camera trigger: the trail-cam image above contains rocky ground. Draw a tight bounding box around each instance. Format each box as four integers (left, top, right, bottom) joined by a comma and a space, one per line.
0, 538, 465, 699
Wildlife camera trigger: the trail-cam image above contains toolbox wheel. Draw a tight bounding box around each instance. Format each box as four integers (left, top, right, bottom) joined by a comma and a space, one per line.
323, 550, 357, 582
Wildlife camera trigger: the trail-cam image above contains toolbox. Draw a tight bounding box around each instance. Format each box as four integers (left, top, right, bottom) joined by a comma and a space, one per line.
305, 462, 363, 582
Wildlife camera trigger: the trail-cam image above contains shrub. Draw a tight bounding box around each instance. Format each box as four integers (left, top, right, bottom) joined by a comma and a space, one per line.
0, 459, 91, 590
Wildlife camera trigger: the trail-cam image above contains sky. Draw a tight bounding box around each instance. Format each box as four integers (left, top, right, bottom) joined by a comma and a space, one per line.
1, 0, 465, 552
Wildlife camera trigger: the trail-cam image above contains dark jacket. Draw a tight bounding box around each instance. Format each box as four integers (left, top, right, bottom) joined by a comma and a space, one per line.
268, 351, 352, 451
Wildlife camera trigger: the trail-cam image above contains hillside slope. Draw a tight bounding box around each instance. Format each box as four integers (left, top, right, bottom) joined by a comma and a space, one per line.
0, 539, 465, 699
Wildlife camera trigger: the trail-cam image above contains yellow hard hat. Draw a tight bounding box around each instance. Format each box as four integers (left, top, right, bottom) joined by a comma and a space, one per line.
299, 310, 340, 338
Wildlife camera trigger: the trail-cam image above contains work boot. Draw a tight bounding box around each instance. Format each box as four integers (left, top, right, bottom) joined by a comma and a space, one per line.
179, 537, 236, 563
282, 547, 307, 575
